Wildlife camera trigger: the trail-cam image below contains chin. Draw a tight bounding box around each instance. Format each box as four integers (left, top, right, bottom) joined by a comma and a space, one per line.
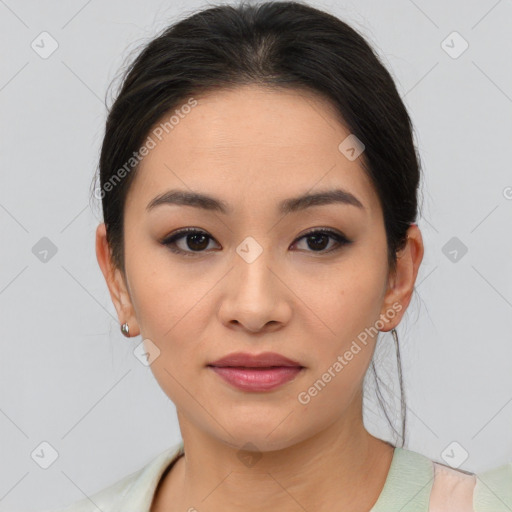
220, 435, 301, 454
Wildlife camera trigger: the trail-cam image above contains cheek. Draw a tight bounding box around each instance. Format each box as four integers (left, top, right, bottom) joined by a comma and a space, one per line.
298, 249, 388, 386
299, 251, 387, 341
124, 237, 200, 337
294, 268, 385, 424
124, 250, 216, 400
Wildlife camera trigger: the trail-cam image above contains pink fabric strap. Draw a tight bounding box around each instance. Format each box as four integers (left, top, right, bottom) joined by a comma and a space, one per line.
429, 461, 477, 512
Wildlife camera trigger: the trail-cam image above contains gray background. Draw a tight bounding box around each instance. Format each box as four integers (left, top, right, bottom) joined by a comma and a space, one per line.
1, 0, 511, 510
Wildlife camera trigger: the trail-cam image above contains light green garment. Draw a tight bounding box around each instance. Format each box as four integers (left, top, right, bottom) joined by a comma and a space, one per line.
49, 440, 512, 512
474, 462, 512, 511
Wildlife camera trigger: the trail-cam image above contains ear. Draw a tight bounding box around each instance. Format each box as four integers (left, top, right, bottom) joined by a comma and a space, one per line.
95, 223, 140, 337
379, 223, 424, 331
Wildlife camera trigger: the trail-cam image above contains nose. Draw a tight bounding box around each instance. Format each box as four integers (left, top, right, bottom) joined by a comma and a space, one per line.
217, 243, 292, 334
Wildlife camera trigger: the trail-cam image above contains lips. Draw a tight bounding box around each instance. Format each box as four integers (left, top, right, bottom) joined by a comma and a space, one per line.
210, 366, 303, 391
208, 351, 303, 368
207, 352, 305, 391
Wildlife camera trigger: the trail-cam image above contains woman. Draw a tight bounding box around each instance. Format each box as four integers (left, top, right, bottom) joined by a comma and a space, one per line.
52, 1, 512, 510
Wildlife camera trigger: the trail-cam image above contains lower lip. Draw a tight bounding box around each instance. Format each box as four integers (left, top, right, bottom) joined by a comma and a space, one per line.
208, 366, 304, 391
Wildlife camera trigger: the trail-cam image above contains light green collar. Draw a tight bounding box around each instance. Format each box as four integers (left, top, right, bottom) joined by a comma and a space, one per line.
370, 446, 434, 512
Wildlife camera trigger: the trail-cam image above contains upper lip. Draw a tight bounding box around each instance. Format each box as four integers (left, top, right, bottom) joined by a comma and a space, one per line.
208, 351, 303, 368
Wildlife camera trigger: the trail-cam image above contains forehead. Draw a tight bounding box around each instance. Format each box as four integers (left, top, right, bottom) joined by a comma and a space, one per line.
127, 84, 381, 219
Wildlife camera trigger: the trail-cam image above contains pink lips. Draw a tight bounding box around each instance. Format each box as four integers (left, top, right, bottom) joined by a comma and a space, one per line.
207, 351, 304, 392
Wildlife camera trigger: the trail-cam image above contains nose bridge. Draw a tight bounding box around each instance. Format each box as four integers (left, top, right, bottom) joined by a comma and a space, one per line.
217, 232, 290, 332
233, 233, 275, 297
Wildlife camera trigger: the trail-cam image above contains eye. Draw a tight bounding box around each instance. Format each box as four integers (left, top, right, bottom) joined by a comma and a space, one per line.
160, 227, 352, 257
291, 228, 352, 254
161, 228, 219, 257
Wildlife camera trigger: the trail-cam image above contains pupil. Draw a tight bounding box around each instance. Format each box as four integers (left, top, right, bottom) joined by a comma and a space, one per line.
188, 233, 208, 251
308, 234, 328, 251
187, 233, 208, 250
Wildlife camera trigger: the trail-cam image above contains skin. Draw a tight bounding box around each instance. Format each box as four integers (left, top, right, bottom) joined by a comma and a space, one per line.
96, 84, 424, 512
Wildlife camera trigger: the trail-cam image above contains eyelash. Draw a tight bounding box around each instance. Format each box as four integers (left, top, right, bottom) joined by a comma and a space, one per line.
160, 227, 352, 257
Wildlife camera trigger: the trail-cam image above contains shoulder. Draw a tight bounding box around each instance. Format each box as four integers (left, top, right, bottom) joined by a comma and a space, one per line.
412, 450, 512, 512
473, 460, 512, 512
45, 441, 185, 512
386, 447, 512, 512
49, 469, 141, 512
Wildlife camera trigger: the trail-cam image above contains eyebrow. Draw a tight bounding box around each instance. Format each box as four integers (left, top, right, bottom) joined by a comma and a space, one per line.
146, 188, 365, 215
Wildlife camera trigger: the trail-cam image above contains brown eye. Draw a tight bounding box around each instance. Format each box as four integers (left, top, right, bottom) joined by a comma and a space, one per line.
182, 232, 209, 251
161, 228, 219, 257
291, 228, 351, 254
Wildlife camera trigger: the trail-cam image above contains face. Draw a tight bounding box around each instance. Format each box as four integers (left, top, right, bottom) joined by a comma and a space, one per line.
97, 84, 420, 452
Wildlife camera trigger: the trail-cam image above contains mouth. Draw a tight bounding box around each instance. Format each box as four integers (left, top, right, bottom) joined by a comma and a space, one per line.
207, 364, 304, 392
206, 351, 305, 391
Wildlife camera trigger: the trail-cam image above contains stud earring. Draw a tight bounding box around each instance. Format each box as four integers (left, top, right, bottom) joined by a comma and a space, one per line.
121, 322, 130, 337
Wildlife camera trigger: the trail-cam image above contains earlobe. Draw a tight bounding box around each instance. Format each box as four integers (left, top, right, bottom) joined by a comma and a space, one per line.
379, 224, 424, 331
95, 223, 140, 337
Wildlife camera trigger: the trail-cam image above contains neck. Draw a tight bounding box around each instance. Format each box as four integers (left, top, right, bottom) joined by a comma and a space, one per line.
152, 409, 395, 512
